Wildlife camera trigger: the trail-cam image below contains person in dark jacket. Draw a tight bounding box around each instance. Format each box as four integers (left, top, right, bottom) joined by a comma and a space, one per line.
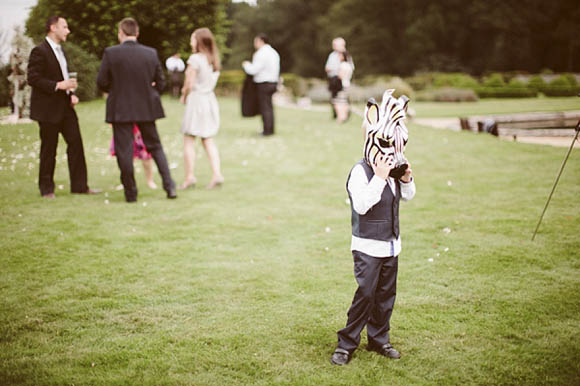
97, 17, 176, 202
28, 16, 98, 199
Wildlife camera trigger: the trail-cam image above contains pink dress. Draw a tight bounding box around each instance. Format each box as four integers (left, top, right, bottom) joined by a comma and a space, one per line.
109, 124, 152, 160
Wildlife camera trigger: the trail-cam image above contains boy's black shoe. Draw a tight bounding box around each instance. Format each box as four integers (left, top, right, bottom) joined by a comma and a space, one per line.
366, 343, 401, 359
330, 348, 351, 365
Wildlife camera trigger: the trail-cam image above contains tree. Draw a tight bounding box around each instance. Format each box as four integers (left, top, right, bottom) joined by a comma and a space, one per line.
25, 0, 230, 62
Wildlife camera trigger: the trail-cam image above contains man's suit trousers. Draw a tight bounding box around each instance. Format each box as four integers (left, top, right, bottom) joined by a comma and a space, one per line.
38, 105, 88, 195
112, 121, 174, 201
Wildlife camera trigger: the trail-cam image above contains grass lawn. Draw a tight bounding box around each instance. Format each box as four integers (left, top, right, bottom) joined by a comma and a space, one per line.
1, 96, 579, 385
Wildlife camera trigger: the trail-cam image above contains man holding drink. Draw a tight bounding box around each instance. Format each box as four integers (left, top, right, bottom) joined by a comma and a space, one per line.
27, 16, 98, 198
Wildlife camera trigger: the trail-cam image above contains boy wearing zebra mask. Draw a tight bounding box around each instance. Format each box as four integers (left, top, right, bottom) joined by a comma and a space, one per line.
331, 90, 416, 366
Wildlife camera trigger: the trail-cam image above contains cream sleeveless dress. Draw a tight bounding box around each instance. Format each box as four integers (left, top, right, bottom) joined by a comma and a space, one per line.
181, 53, 220, 138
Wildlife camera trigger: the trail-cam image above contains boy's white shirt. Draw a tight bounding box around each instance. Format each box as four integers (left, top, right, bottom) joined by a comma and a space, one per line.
347, 163, 416, 258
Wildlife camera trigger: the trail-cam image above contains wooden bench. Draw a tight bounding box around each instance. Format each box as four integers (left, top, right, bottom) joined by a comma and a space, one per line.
459, 111, 580, 137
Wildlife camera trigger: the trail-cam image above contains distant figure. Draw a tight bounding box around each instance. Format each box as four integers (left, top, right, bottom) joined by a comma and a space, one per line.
242, 33, 280, 136
97, 17, 176, 202
180, 28, 224, 190
27, 16, 99, 199
165, 52, 185, 97
332, 50, 354, 123
325, 37, 354, 119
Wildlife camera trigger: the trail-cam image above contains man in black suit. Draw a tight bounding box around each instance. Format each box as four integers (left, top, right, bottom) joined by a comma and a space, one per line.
97, 17, 176, 202
27, 16, 98, 199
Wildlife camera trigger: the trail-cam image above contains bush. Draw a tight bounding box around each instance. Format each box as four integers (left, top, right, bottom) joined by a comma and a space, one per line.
215, 70, 245, 96
527, 75, 546, 93
404, 72, 436, 91
64, 43, 100, 101
347, 76, 415, 103
432, 72, 479, 89
542, 75, 580, 97
280, 73, 308, 97
475, 86, 536, 98
0, 64, 11, 108
482, 73, 506, 88
415, 87, 478, 102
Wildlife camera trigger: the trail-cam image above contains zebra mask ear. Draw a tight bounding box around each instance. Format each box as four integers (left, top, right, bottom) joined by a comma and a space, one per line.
365, 98, 379, 126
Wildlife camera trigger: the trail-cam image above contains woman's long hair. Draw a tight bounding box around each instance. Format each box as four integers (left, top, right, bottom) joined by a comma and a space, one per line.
192, 28, 221, 72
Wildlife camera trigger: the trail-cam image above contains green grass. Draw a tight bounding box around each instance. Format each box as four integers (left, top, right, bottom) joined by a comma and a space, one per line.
1, 96, 579, 385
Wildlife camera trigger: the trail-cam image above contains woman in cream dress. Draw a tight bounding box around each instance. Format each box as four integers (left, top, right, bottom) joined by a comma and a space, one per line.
180, 28, 224, 189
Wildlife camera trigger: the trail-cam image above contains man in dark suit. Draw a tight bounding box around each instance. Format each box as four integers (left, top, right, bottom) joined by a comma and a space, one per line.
97, 17, 176, 202
27, 16, 98, 199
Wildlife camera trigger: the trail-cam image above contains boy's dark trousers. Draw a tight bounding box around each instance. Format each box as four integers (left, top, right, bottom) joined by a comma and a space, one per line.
337, 250, 398, 353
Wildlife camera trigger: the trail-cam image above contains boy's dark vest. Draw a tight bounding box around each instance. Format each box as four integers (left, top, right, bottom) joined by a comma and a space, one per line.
347, 159, 401, 241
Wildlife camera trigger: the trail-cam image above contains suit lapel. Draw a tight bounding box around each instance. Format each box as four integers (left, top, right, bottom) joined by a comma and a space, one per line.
42, 39, 64, 81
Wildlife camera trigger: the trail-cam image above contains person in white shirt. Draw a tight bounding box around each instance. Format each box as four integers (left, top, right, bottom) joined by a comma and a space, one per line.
331, 91, 415, 366
165, 53, 185, 97
242, 33, 280, 136
325, 37, 354, 119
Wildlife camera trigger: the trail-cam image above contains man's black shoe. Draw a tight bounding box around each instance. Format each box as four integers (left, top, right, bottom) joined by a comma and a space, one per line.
330, 348, 351, 365
366, 343, 401, 359
166, 187, 177, 199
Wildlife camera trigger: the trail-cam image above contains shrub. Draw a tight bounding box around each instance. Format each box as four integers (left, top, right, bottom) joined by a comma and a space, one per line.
306, 83, 331, 103
404, 72, 436, 91
527, 75, 546, 93
280, 73, 308, 97
347, 77, 414, 103
215, 69, 245, 96
482, 73, 506, 88
542, 75, 580, 97
415, 87, 478, 102
64, 43, 100, 101
0, 64, 11, 108
475, 86, 536, 98
432, 72, 479, 89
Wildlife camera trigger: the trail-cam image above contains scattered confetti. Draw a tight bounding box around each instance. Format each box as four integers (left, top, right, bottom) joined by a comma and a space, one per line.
104, 199, 109, 205
447, 180, 453, 186
444, 247, 449, 252
325, 227, 331, 233
324, 247, 329, 251
142, 202, 148, 207
442, 227, 451, 234
428, 258, 434, 262
58, 185, 64, 190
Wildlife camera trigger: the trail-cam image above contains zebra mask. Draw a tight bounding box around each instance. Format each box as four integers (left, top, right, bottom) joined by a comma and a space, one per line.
362, 89, 410, 179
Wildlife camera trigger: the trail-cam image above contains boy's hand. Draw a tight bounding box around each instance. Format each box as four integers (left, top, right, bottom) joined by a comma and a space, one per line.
372, 155, 394, 180
400, 162, 412, 183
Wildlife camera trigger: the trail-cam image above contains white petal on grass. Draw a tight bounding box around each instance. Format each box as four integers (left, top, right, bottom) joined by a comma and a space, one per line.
447, 180, 453, 186
142, 202, 148, 207
169, 162, 178, 170
444, 247, 449, 252
325, 227, 331, 233
104, 199, 109, 205
442, 227, 451, 234
428, 258, 434, 262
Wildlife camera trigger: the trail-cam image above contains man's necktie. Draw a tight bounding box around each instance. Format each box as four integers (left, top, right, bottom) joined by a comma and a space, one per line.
55, 46, 69, 80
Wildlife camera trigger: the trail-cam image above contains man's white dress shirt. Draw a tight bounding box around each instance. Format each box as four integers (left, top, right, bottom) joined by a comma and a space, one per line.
243, 44, 280, 83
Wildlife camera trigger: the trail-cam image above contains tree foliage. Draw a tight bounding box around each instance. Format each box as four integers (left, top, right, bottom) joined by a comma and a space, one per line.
225, 0, 580, 77
25, 0, 230, 62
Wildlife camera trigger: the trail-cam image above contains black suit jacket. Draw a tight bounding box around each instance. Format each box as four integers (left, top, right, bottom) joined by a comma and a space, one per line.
97, 40, 165, 123
27, 39, 73, 123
